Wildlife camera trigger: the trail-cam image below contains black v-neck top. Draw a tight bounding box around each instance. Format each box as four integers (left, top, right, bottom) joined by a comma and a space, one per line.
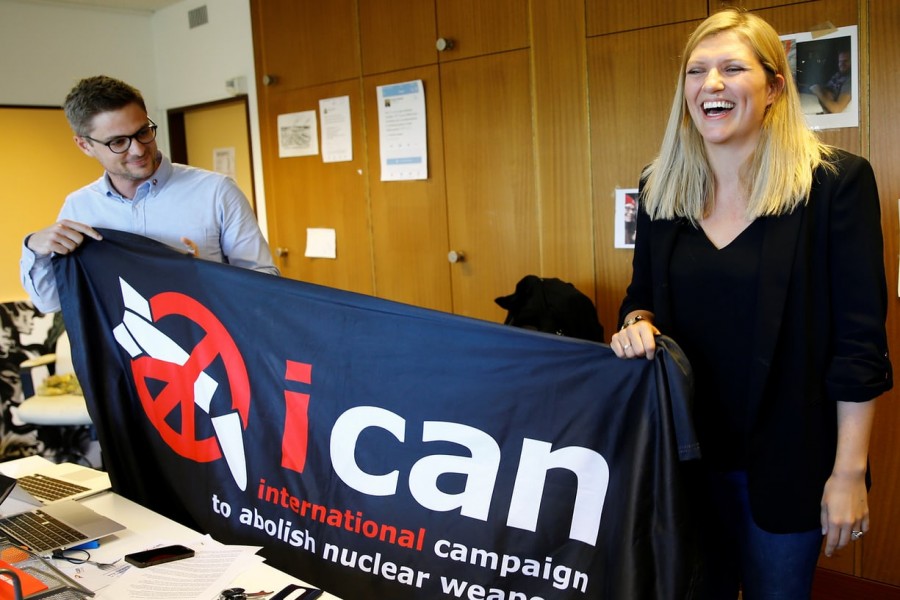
669, 218, 765, 469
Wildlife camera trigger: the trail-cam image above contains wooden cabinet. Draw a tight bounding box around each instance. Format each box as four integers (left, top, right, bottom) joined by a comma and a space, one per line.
252, 1, 369, 295
253, 0, 360, 91
364, 66, 452, 312
367, 51, 539, 323
258, 81, 373, 294
435, 0, 529, 62
253, 0, 536, 321
359, 0, 438, 75
587, 0, 707, 36
358, 0, 529, 73
441, 50, 538, 320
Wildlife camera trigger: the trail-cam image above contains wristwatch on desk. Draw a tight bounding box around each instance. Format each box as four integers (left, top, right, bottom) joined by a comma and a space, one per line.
219, 587, 322, 600
271, 584, 323, 600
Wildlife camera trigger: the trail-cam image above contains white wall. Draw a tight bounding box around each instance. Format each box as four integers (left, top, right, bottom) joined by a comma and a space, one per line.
0, 0, 268, 238
0, 1, 158, 113
151, 0, 268, 237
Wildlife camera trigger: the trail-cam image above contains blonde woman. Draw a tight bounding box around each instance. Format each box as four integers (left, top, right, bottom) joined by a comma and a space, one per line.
611, 9, 891, 599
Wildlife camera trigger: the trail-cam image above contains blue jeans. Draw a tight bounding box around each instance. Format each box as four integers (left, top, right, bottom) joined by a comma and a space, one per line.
695, 470, 823, 600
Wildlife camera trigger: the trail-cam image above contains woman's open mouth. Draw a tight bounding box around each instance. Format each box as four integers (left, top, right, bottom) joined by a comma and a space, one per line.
703, 100, 735, 116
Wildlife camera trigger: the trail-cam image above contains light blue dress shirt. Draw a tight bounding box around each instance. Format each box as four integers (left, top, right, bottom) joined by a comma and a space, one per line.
21, 154, 279, 313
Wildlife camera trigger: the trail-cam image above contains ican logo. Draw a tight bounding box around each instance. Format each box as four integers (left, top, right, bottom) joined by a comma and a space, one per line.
113, 278, 610, 545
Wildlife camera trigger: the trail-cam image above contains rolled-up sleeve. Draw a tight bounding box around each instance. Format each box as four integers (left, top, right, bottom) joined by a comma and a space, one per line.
825, 155, 893, 402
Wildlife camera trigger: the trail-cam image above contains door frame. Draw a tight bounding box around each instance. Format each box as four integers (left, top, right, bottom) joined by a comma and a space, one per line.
166, 94, 257, 215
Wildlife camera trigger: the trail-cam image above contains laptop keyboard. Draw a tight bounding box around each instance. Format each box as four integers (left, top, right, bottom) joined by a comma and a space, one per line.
0, 509, 84, 553
16, 474, 89, 502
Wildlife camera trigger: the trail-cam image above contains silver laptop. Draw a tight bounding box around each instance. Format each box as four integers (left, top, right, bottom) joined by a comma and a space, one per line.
0, 473, 124, 554
10, 462, 111, 504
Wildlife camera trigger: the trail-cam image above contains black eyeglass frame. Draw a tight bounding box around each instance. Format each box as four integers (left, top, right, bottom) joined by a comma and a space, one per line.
81, 119, 157, 154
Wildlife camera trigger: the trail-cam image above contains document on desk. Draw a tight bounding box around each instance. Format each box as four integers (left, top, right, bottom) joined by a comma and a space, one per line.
99, 539, 264, 600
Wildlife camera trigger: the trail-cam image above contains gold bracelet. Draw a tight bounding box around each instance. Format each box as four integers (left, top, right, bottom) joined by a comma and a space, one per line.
620, 314, 644, 331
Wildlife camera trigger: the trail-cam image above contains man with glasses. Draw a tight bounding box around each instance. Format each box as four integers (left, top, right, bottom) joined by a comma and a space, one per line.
21, 76, 278, 314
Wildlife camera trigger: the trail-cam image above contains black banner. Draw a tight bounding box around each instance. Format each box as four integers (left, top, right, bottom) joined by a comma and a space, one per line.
55, 230, 700, 599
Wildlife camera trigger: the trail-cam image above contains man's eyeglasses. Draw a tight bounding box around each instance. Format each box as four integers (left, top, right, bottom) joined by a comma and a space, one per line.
82, 119, 157, 154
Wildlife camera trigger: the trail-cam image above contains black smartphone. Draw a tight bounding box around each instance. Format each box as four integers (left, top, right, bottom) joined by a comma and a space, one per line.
123, 544, 195, 568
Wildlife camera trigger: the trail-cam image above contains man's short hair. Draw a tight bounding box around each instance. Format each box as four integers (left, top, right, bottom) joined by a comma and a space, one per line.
63, 75, 147, 136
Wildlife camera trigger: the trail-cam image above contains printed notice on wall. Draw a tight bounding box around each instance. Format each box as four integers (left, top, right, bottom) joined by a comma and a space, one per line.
377, 80, 427, 181
305, 227, 337, 259
277, 110, 318, 158
319, 95, 353, 163
213, 147, 236, 179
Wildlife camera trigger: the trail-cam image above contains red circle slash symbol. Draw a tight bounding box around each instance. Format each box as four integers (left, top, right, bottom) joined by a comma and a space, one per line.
130, 292, 250, 462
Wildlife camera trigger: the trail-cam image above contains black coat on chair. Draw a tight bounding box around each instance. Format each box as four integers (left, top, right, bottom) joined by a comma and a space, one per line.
495, 275, 604, 342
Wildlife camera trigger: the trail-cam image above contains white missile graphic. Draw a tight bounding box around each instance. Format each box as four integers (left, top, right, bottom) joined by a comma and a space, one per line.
113, 278, 248, 491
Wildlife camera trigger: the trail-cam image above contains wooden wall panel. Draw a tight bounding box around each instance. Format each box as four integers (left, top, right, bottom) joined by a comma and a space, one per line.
364, 66, 453, 312
587, 0, 707, 36
441, 50, 539, 321
863, 0, 900, 587
261, 81, 374, 295
253, 0, 360, 90
587, 20, 702, 335
531, 0, 595, 301
713, 0, 812, 11
435, 0, 529, 61
359, 0, 437, 75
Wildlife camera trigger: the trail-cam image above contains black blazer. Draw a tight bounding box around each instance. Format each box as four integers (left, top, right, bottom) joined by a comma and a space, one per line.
620, 150, 893, 532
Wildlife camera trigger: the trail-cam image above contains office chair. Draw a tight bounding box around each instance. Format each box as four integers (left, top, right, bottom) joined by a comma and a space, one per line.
17, 332, 91, 427
15, 332, 97, 467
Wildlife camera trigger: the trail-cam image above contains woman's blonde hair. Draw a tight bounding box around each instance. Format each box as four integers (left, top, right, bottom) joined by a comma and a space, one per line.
641, 8, 834, 222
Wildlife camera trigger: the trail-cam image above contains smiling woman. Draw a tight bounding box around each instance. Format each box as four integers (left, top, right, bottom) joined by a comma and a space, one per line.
611, 8, 891, 600
683, 30, 783, 164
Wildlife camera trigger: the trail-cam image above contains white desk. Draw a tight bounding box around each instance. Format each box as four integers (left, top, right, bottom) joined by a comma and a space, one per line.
0, 456, 341, 599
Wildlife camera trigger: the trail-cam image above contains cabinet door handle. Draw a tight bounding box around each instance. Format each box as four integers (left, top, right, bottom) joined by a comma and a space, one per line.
447, 250, 465, 264
275, 247, 289, 257
436, 37, 455, 52
262, 74, 279, 86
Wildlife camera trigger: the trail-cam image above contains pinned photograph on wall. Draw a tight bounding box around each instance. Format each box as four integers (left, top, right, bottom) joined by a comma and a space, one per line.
780, 25, 858, 130
615, 188, 639, 249
277, 110, 319, 158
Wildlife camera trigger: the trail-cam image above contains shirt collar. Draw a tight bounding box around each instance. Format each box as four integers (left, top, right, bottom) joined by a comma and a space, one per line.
100, 152, 171, 199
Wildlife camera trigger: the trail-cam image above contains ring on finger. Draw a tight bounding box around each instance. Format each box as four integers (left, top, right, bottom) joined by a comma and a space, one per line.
622, 343, 631, 350
851, 530, 865, 541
